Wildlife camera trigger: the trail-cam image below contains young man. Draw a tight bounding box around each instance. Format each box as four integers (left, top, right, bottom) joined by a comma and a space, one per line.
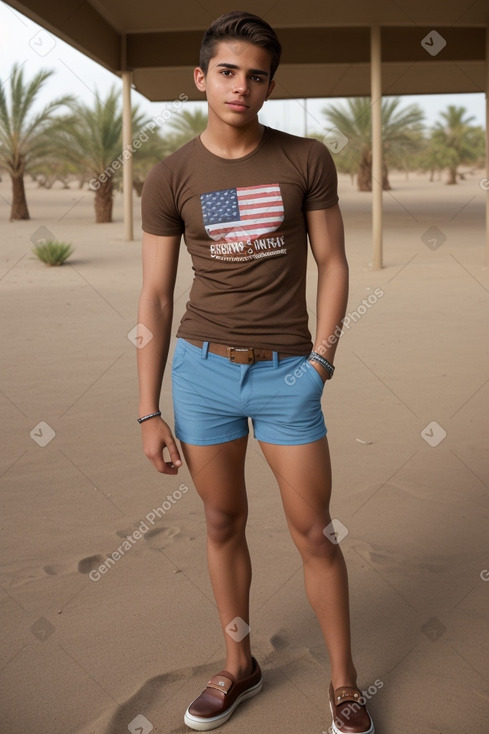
137, 10, 375, 734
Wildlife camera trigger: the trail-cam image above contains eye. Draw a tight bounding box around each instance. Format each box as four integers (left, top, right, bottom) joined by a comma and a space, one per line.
250, 75, 264, 83
220, 69, 234, 77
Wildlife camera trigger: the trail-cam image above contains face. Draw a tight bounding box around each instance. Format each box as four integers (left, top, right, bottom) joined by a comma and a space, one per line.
194, 40, 275, 127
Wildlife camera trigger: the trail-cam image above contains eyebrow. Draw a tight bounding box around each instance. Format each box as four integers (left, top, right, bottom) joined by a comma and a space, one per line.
216, 62, 269, 78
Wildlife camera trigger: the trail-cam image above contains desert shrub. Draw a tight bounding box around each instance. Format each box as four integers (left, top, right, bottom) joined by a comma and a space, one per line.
33, 240, 74, 266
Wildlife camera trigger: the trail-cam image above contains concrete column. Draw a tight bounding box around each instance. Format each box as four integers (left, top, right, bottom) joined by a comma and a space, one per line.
371, 25, 383, 269
486, 26, 489, 264
122, 70, 133, 241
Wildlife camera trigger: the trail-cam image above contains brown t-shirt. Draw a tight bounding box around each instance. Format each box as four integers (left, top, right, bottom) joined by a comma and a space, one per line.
141, 126, 338, 354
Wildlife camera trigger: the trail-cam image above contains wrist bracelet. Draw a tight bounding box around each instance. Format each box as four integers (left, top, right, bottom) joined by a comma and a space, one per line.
309, 351, 335, 379
137, 411, 161, 424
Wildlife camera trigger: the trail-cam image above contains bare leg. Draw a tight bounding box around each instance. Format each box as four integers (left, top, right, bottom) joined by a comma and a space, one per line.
259, 436, 357, 689
181, 436, 253, 679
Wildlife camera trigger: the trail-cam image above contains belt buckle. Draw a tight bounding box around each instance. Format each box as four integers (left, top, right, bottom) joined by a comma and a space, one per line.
226, 346, 255, 364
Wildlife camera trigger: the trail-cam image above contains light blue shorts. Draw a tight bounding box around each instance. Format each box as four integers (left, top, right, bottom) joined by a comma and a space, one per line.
171, 338, 327, 446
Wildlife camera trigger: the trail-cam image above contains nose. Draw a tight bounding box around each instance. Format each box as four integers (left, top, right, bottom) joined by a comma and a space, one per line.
233, 75, 249, 95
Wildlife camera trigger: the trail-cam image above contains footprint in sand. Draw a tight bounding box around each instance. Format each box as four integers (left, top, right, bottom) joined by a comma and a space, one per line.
143, 526, 181, 546
77, 555, 106, 574
261, 628, 292, 667
269, 629, 289, 650
115, 527, 136, 539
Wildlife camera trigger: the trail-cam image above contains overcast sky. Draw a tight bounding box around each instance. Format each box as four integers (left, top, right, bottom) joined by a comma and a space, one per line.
1, 0, 486, 136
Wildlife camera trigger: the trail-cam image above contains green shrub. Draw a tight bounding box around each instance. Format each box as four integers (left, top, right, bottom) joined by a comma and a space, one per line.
33, 240, 74, 266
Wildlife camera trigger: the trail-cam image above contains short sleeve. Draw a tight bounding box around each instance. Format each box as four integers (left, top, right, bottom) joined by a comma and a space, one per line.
303, 140, 339, 211
141, 161, 184, 236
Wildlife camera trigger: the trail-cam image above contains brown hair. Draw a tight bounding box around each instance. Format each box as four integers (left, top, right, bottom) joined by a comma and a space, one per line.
199, 10, 282, 80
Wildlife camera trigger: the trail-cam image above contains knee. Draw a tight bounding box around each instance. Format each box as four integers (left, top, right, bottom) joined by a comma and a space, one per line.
205, 506, 247, 545
292, 521, 341, 562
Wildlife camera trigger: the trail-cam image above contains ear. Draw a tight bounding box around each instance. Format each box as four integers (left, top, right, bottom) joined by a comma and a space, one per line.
194, 67, 206, 93
265, 79, 275, 101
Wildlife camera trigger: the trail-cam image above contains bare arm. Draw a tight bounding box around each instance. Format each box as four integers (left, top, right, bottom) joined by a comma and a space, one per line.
137, 231, 182, 473
306, 205, 349, 380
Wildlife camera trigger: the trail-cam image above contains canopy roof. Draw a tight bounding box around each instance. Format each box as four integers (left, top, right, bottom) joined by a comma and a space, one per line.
5, 0, 489, 101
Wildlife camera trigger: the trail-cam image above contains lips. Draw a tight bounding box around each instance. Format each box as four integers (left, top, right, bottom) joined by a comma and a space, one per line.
226, 101, 249, 111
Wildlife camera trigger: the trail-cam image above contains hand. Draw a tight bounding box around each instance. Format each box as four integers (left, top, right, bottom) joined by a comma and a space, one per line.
307, 359, 329, 383
141, 417, 182, 474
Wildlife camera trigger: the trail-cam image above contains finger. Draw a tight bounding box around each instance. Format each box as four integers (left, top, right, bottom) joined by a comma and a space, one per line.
161, 461, 179, 475
162, 461, 179, 474
164, 436, 182, 468
152, 454, 178, 475
155, 444, 180, 474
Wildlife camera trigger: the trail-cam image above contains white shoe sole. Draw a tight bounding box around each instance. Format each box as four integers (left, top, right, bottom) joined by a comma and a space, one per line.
329, 699, 375, 734
184, 678, 263, 731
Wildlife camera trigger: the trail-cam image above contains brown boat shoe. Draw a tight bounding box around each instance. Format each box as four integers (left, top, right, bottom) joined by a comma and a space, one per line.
184, 657, 263, 731
328, 683, 375, 734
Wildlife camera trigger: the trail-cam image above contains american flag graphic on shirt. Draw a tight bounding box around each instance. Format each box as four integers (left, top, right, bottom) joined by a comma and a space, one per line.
201, 184, 284, 242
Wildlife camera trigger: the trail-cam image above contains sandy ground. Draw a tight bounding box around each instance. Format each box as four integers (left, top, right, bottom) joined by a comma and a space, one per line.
0, 170, 488, 734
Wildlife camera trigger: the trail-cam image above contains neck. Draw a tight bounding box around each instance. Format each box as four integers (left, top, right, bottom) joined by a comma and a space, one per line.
200, 117, 265, 159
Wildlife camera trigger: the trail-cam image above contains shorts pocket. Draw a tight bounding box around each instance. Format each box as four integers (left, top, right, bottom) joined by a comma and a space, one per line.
302, 359, 326, 392
171, 340, 186, 373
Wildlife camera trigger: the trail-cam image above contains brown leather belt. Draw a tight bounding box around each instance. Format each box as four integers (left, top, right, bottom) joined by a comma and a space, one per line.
184, 339, 300, 364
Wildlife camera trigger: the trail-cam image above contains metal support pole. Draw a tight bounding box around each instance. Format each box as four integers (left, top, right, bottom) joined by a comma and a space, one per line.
485, 26, 489, 264
122, 70, 133, 241
371, 25, 383, 269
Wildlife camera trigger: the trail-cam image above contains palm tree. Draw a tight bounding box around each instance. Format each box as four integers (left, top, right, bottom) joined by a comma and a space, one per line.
56, 88, 122, 223
56, 87, 147, 222
320, 97, 425, 191
131, 131, 166, 196
431, 106, 484, 184
0, 63, 72, 220
130, 109, 207, 197
162, 108, 208, 155
414, 135, 446, 182
29, 154, 79, 189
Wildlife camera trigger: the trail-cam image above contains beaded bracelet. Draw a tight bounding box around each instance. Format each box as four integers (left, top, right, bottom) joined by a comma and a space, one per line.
137, 410, 161, 424
309, 351, 335, 379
